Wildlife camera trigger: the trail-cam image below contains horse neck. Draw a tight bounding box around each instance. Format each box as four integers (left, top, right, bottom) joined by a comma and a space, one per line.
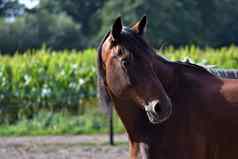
153, 55, 176, 96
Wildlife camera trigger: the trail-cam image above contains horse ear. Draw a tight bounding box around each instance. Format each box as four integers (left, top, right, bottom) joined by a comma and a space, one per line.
131, 16, 147, 35
112, 16, 122, 41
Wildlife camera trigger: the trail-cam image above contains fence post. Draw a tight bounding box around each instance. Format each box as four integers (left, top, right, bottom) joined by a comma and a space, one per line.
109, 106, 114, 145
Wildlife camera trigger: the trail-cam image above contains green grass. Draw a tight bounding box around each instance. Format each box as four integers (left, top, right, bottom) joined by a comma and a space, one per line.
0, 109, 125, 136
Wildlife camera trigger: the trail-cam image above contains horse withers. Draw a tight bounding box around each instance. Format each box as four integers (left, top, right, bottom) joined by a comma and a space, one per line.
97, 16, 238, 159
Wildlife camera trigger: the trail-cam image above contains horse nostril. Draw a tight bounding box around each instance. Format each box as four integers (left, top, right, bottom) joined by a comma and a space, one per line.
145, 99, 172, 124
154, 102, 162, 114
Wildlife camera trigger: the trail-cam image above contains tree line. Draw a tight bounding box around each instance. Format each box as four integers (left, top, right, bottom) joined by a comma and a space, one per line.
0, 0, 238, 54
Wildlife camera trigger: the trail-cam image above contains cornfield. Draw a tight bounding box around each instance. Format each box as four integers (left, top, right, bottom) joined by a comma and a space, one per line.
0, 46, 238, 123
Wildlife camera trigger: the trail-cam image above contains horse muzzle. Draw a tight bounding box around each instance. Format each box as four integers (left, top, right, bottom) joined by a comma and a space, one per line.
144, 99, 172, 124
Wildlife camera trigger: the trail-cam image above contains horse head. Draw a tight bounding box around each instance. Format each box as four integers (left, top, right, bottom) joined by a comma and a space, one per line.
97, 16, 172, 124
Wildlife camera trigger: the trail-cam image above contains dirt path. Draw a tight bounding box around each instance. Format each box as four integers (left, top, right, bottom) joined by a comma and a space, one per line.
0, 134, 129, 159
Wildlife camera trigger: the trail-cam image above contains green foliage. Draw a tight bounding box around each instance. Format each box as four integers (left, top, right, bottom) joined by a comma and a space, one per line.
162, 45, 238, 68
0, 0, 25, 17
1, 0, 238, 52
39, 0, 104, 35
0, 46, 237, 135
99, 0, 238, 48
100, 0, 202, 47
0, 48, 97, 123
0, 10, 84, 53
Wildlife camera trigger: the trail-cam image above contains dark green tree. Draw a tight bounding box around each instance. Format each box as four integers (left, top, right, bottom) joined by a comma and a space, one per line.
0, 9, 85, 53
99, 0, 203, 47
212, 0, 238, 46
38, 0, 105, 46
1, 0, 238, 53
99, 0, 238, 48
0, 0, 25, 17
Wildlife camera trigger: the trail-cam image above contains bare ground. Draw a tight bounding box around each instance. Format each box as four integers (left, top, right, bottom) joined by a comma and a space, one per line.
0, 134, 129, 159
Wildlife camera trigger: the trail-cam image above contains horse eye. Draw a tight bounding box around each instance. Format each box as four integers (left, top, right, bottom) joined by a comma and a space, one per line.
121, 59, 129, 67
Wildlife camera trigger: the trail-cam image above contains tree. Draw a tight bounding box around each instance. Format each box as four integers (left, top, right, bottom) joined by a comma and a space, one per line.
0, 10, 85, 53
38, 0, 106, 47
1, 0, 238, 53
99, 0, 202, 47
0, 0, 25, 17
211, 0, 238, 46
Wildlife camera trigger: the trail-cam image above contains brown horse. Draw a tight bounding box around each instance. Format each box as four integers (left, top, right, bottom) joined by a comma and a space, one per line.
97, 16, 238, 159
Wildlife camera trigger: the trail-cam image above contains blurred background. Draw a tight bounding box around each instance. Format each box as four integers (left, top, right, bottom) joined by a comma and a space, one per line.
1, 0, 238, 54
0, 0, 238, 158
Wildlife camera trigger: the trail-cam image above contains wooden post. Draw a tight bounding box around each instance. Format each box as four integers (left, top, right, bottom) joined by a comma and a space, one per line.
109, 106, 114, 145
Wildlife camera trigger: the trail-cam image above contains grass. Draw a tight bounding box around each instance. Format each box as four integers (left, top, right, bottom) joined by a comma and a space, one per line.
0, 109, 125, 136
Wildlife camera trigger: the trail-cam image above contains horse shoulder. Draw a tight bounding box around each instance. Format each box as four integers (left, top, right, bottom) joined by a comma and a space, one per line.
200, 78, 238, 127
220, 79, 238, 104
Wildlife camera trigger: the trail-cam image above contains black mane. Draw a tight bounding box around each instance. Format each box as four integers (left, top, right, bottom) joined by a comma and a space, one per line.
208, 68, 238, 79
120, 27, 215, 76
174, 60, 215, 75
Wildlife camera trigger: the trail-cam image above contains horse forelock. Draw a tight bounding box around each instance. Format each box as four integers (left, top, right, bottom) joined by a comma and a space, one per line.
120, 27, 157, 56
97, 32, 113, 115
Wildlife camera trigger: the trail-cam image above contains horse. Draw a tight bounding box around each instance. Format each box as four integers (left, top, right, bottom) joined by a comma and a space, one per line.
97, 16, 238, 159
